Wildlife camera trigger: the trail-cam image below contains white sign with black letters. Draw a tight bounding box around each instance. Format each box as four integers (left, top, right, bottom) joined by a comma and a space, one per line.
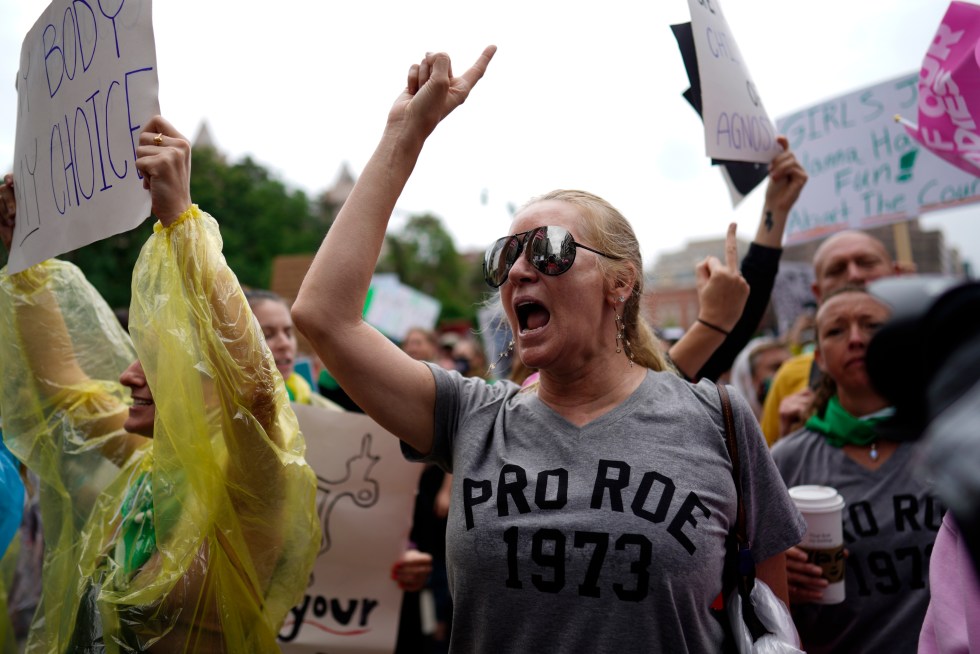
10, 0, 160, 273
687, 0, 781, 164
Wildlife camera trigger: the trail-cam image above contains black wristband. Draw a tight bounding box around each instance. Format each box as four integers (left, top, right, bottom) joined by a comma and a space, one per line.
698, 318, 730, 336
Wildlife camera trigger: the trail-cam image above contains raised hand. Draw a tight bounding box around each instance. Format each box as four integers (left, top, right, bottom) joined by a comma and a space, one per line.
135, 116, 192, 227
694, 223, 749, 333
388, 46, 496, 142
765, 136, 808, 217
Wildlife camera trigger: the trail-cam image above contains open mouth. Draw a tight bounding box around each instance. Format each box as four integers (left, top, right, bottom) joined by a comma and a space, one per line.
516, 301, 551, 334
131, 397, 154, 407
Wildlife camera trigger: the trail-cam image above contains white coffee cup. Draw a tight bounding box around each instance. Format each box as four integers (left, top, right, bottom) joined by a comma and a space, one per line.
789, 485, 846, 604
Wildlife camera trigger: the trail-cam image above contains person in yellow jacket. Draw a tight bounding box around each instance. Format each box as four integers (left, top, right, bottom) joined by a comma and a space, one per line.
0, 117, 320, 653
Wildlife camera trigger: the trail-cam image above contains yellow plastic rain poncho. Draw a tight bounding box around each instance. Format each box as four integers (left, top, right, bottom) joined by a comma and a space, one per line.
0, 206, 320, 653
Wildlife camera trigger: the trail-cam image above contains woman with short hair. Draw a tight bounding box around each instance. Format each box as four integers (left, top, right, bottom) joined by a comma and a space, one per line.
772, 286, 940, 653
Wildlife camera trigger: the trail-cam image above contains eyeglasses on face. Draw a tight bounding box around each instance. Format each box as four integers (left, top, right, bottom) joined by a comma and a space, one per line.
482, 225, 622, 288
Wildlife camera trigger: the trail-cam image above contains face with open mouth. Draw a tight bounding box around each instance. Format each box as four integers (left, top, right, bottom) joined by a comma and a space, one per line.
500, 200, 611, 372
120, 359, 155, 437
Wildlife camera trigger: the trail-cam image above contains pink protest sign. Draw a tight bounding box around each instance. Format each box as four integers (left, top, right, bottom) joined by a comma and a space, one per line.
905, 1, 980, 177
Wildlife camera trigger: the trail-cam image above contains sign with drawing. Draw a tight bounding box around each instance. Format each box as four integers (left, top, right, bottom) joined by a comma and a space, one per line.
279, 406, 424, 654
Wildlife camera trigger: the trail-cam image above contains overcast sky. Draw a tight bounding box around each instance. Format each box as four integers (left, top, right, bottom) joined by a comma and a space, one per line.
1, 0, 976, 272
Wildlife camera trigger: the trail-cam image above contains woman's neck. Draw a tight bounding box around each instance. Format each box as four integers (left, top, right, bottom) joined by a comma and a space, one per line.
535, 356, 648, 427
836, 387, 889, 419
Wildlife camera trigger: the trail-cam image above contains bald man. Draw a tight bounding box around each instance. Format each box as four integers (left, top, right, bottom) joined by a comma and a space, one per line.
759, 230, 903, 444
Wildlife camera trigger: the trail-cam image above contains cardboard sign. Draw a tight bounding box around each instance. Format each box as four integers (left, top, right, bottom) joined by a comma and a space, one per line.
686, 0, 781, 164
777, 72, 980, 246
9, 0, 160, 273
279, 406, 424, 654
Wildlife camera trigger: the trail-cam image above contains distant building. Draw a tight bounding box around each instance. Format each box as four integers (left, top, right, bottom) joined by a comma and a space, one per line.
323, 163, 356, 208
647, 235, 750, 289
643, 218, 964, 339
781, 218, 963, 276
318, 163, 357, 229
192, 121, 221, 154
643, 235, 752, 334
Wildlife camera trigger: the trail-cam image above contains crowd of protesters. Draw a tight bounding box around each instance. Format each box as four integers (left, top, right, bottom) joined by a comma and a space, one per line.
0, 43, 973, 654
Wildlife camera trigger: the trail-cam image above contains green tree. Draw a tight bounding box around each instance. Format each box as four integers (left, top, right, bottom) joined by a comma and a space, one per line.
380, 213, 484, 324
187, 147, 322, 291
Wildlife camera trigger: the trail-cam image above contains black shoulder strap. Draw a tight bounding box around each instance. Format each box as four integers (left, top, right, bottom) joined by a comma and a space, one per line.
716, 382, 770, 641
716, 382, 747, 547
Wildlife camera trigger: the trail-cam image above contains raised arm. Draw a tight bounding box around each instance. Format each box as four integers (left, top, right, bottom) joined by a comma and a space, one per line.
0, 176, 140, 469
674, 137, 808, 381
129, 117, 318, 603
131, 117, 280, 438
666, 223, 749, 379
293, 47, 496, 455
752, 136, 807, 250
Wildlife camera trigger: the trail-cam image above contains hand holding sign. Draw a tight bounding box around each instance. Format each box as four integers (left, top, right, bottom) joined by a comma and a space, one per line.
765, 137, 810, 217
135, 116, 192, 226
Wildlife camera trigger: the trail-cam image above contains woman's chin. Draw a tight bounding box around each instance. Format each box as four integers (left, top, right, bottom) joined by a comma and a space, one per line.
124, 415, 154, 438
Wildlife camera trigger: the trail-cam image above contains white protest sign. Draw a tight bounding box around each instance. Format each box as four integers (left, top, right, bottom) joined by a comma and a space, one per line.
9, 0, 160, 273
279, 406, 424, 654
777, 72, 980, 246
687, 0, 780, 163
363, 279, 441, 342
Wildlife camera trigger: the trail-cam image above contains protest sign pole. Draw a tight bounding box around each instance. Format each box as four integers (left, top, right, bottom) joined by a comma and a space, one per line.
892, 220, 914, 267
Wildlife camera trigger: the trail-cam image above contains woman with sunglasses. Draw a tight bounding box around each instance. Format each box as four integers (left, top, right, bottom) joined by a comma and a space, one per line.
294, 47, 805, 653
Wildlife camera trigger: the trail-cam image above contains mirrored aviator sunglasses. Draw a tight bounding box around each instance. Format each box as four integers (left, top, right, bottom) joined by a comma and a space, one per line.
482, 225, 622, 288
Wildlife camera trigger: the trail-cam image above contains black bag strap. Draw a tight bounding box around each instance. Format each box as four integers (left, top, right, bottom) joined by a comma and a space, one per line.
716, 382, 770, 642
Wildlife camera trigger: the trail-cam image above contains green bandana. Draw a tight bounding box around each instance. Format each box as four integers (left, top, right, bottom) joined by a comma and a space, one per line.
805, 396, 890, 448
116, 471, 157, 577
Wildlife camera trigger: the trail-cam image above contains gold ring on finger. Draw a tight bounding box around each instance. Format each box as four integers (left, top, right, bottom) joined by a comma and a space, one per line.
153, 133, 164, 146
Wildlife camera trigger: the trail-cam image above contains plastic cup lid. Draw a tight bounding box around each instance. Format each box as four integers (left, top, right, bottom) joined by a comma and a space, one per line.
788, 485, 845, 512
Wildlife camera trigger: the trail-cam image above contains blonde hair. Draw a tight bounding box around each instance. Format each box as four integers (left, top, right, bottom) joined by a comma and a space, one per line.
520, 190, 670, 373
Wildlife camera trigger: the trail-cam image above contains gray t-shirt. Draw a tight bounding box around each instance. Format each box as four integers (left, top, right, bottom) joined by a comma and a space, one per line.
771, 428, 942, 654
406, 366, 805, 653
